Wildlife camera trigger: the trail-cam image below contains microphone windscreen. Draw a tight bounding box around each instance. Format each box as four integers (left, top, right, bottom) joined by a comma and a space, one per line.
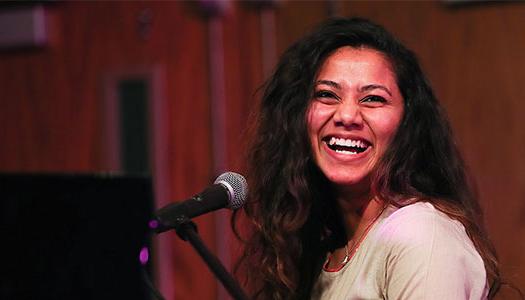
214, 172, 247, 210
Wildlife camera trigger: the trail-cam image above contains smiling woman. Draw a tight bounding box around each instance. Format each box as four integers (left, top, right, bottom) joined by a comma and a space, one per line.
234, 18, 500, 300
308, 47, 404, 190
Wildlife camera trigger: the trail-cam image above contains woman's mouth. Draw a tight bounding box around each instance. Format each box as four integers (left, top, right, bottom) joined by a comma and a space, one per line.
323, 136, 371, 155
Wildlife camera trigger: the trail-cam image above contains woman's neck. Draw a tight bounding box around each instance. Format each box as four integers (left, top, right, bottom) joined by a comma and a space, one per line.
335, 186, 385, 241
323, 187, 386, 270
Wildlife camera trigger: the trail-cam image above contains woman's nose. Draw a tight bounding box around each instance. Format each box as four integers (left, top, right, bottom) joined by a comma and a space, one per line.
333, 101, 363, 128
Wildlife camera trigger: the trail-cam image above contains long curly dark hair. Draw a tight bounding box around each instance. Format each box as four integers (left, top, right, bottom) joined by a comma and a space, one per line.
233, 17, 500, 299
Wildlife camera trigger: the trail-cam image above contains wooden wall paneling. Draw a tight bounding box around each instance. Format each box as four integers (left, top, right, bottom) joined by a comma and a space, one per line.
275, 1, 329, 56
205, 5, 231, 300
0, 2, 104, 172
156, 3, 216, 299
222, 3, 265, 172
219, 3, 267, 298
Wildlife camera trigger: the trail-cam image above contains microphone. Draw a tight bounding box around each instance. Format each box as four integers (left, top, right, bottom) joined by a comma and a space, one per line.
151, 172, 247, 233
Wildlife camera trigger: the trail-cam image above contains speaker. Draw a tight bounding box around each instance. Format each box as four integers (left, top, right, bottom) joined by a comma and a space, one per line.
0, 173, 153, 300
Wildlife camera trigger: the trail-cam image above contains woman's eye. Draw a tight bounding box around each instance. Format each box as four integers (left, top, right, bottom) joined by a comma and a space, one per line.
361, 95, 386, 104
315, 91, 335, 98
314, 90, 339, 102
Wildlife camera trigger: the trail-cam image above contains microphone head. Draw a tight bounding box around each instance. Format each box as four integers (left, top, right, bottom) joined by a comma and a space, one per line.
214, 172, 247, 210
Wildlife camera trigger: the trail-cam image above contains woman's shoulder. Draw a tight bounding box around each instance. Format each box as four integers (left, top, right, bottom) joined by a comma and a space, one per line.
383, 201, 461, 229
372, 202, 488, 298
377, 201, 475, 252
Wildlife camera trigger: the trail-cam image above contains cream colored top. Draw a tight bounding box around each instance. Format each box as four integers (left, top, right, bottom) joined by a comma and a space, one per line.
312, 202, 488, 300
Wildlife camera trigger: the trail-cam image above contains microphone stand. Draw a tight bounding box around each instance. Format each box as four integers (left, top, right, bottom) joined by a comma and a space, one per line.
162, 216, 249, 300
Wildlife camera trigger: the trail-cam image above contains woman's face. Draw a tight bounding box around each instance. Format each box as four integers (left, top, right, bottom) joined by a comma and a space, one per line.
307, 46, 404, 193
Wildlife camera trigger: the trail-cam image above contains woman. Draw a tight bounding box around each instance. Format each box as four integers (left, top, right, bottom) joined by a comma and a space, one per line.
234, 17, 500, 299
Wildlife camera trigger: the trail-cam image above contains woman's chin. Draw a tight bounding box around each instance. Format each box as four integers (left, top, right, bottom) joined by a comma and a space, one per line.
325, 173, 369, 189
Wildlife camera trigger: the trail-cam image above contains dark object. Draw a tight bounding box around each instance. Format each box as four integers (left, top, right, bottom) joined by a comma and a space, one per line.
0, 173, 153, 300
118, 79, 150, 174
0, 5, 48, 50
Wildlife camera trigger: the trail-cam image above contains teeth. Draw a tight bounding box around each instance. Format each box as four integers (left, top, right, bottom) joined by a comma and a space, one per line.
335, 149, 357, 155
329, 137, 368, 148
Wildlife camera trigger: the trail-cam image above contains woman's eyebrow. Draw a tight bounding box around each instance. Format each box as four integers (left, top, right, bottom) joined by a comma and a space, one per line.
315, 80, 341, 89
359, 84, 392, 96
